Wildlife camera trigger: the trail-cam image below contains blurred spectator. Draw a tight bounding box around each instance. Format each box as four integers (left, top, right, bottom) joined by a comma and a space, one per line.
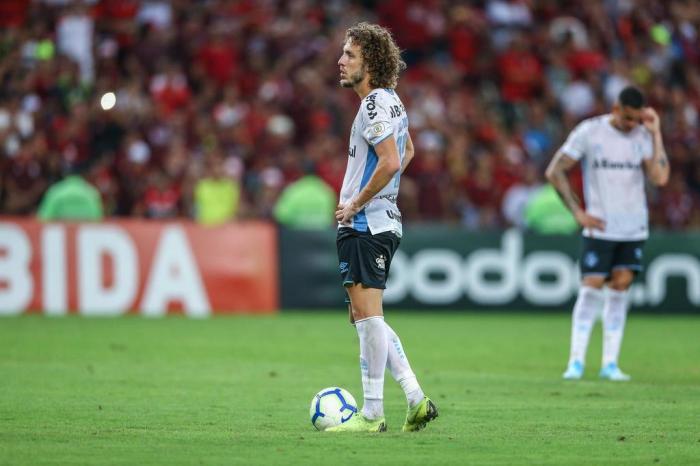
273, 163, 336, 230
194, 154, 241, 226
460, 154, 501, 228
136, 1, 173, 31
149, 61, 191, 117
501, 164, 542, 229
138, 171, 181, 219
410, 131, 451, 220
656, 172, 699, 229
197, 27, 240, 88
37, 168, 103, 221
56, 3, 94, 83
497, 33, 542, 105
560, 76, 597, 121
1, 135, 49, 215
524, 184, 578, 235
0, 96, 34, 157
487, 0, 533, 50
520, 102, 561, 169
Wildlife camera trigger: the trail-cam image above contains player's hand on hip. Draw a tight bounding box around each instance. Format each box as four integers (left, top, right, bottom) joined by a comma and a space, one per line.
335, 201, 360, 225
575, 210, 605, 231
642, 107, 660, 133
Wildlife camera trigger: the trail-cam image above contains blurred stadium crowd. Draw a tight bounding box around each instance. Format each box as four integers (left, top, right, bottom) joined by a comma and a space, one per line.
1, 0, 699, 229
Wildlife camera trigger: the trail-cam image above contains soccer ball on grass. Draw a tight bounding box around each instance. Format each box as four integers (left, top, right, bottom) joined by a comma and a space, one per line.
309, 387, 358, 431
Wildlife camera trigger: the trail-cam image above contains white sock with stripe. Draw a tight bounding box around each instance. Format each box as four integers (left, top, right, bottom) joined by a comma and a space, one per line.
569, 286, 604, 365
602, 288, 630, 367
355, 316, 387, 420
385, 322, 424, 408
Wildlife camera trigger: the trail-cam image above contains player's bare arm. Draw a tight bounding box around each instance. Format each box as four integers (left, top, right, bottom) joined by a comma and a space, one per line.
641, 107, 670, 186
400, 132, 414, 174
545, 151, 605, 231
335, 136, 401, 225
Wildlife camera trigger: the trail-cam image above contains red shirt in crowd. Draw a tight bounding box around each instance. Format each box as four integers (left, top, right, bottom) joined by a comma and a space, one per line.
497, 50, 542, 102
142, 182, 181, 218
150, 73, 191, 116
566, 48, 607, 77
449, 24, 479, 75
198, 39, 239, 87
0, 0, 29, 27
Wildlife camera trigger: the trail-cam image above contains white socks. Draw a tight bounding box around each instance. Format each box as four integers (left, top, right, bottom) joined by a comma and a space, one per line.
568, 285, 631, 368
355, 317, 426, 419
568, 286, 604, 365
602, 289, 629, 367
385, 322, 424, 408
355, 316, 388, 420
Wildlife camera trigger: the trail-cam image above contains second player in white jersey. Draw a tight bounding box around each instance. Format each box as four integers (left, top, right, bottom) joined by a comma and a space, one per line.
546, 86, 669, 383
339, 88, 408, 237
560, 114, 653, 241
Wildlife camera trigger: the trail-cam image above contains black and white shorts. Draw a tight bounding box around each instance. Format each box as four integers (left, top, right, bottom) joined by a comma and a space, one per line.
336, 227, 400, 290
580, 236, 645, 278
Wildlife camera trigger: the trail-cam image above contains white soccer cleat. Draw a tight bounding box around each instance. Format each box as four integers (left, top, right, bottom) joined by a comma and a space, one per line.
599, 362, 631, 381
562, 360, 584, 380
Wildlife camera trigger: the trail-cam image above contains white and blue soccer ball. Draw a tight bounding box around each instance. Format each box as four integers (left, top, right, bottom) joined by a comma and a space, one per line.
309, 387, 358, 431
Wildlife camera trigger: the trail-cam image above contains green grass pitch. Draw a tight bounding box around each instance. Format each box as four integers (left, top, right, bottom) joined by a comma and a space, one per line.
1, 312, 699, 465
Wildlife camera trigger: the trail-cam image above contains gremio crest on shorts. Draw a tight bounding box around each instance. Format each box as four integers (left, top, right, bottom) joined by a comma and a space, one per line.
584, 251, 599, 268
634, 248, 643, 260
375, 254, 386, 270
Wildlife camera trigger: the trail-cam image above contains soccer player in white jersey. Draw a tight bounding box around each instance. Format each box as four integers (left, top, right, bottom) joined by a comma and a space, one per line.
545, 86, 670, 381
326, 23, 438, 433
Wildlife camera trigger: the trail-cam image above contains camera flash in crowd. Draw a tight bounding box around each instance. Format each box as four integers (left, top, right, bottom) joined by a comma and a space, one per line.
100, 92, 116, 111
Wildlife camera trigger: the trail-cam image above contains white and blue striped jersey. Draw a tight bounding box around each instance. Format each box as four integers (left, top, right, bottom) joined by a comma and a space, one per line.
339, 88, 409, 237
560, 114, 653, 241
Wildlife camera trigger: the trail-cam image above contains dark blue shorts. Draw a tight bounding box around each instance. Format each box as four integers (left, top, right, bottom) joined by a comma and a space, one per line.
580, 236, 645, 279
336, 227, 400, 290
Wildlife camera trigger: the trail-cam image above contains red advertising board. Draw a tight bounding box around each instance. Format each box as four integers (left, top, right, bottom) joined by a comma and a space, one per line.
0, 218, 278, 316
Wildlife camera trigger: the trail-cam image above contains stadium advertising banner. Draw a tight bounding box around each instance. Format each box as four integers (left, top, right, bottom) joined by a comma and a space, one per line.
0, 219, 278, 316
280, 227, 700, 312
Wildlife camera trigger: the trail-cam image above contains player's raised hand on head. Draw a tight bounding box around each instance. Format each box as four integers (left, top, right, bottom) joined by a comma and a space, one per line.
642, 107, 660, 134
574, 210, 605, 231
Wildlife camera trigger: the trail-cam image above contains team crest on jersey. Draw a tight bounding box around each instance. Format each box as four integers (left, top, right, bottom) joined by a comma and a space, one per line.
375, 254, 386, 271
634, 248, 643, 260
584, 251, 599, 268
633, 143, 643, 157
